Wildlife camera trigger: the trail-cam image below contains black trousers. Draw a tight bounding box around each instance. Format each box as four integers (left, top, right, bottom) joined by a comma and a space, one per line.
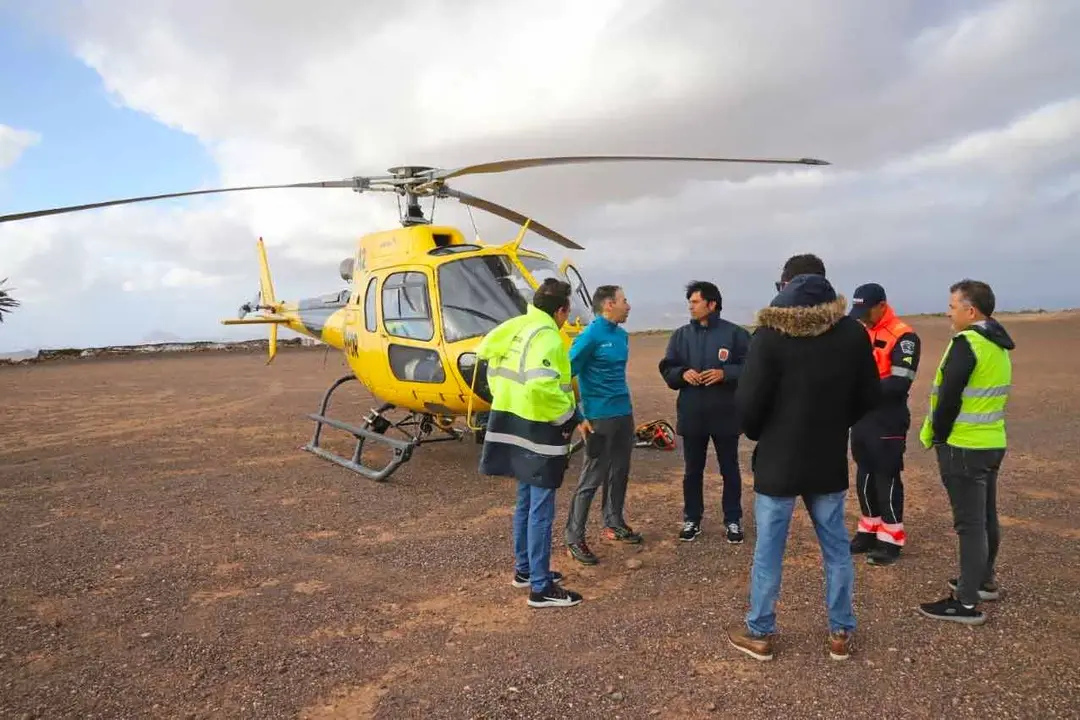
935, 443, 1006, 606
682, 432, 742, 525
564, 414, 635, 545
851, 421, 907, 547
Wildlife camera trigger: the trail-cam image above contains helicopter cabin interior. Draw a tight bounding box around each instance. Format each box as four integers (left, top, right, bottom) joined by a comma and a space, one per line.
329, 224, 594, 404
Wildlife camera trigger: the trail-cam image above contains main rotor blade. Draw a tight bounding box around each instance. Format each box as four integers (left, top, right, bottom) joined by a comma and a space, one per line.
442, 187, 584, 250
0, 179, 362, 224
430, 155, 830, 182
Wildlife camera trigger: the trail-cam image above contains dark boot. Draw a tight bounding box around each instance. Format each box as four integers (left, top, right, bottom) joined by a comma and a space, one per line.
850, 531, 877, 554
867, 541, 901, 566
566, 542, 598, 565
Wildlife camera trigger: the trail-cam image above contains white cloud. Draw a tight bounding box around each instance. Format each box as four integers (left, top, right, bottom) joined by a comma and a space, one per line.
121, 264, 225, 293
1, 0, 1079, 350
0, 124, 41, 171
889, 98, 1080, 176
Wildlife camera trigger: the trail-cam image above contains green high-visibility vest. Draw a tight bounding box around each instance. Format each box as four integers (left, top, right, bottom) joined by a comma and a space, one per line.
475, 304, 577, 456
919, 328, 1011, 449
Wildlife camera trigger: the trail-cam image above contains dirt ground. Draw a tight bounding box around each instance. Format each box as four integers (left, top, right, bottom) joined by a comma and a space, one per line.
2, 311, 1079, 719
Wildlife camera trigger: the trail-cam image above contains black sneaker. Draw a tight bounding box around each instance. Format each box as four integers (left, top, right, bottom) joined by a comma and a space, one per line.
678, 521, 701, 542
511, 570, 563, 589
867, 542, 901, 566
566, 542, 598, 565
725, 522, 744, 544
528, 582, 583, 608
918, 596, 986, 625
947, 578, 1000, 602
850, 531, 877, 554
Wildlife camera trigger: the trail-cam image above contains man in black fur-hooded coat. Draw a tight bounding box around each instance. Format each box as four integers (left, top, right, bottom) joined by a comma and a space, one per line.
726, 254, 881, 663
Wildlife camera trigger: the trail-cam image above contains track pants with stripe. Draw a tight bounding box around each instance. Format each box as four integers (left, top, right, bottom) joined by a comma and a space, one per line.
850, 421, 907, 547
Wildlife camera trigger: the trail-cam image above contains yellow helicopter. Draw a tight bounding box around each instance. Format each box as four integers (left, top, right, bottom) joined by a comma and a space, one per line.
0, 154, 829, 480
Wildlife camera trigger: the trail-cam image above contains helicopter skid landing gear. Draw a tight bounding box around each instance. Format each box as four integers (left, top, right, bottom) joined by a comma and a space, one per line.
301, 374, 463, 482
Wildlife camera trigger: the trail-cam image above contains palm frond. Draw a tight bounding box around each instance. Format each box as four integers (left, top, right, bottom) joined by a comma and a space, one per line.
0, 278, 20, 322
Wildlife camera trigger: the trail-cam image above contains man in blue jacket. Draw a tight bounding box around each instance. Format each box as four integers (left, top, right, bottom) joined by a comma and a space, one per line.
658, 280, 752, 544
565, 284, 641, 565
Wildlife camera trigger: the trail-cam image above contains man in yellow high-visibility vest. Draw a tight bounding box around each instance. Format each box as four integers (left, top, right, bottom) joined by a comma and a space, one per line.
917, 279, 1013, 626
476, 277, 586, 609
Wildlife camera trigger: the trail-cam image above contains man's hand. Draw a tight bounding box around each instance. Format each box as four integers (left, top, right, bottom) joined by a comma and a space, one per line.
682, 369, 703, 385
578, 419, 593, 437
700, 368, 725, 385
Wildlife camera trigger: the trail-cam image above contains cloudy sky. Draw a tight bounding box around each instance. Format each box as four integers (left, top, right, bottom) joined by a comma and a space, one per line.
0, 0, 1078, 352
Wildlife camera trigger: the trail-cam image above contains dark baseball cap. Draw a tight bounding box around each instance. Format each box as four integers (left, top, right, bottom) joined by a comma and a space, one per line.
850, 283, 886, 318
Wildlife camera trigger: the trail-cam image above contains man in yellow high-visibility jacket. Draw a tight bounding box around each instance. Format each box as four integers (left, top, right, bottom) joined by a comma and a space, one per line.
917, 279, 1013, 626
476, 277, 585, 609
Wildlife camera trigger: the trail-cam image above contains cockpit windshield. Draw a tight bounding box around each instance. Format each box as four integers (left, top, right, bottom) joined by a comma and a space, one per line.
517, 255, 594, 327
437, 254, 532, 343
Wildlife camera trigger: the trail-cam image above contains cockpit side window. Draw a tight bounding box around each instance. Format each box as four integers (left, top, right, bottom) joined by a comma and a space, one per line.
381, 271, 434, 341
364, 276, 378, 332
517, 256, 594, 326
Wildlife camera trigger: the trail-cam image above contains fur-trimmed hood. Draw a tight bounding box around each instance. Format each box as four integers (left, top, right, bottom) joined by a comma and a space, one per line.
755, 274, 849, 338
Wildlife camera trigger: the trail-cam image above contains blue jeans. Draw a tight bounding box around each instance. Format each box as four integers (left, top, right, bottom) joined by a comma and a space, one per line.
746, 490, 856, 635
512, 482, 557, 592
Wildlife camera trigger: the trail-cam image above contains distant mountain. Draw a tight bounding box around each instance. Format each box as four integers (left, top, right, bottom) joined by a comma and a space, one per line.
0, 348, 38, 361
142, 330, 185, 343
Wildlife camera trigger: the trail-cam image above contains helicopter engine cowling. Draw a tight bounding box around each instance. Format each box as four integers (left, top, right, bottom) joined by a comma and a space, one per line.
339, 257, 354, 282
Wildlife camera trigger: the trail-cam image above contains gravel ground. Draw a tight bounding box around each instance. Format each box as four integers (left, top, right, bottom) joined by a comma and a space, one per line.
2, 312, 1079, 719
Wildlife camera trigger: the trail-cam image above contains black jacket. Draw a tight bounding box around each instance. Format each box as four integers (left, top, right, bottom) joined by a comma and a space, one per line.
930, 319, 1015, 444
658, 311, 752, 437
735, 274, 881, 497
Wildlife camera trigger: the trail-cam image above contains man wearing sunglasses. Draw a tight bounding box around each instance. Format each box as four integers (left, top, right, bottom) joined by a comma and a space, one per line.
727, 253, 880, 662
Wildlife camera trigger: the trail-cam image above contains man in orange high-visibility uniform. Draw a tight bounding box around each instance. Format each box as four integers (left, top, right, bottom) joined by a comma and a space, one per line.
848, 283, 921, 566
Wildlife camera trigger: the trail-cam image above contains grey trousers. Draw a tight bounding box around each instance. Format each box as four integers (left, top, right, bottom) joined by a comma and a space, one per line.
564, 414, 635, 545
935, 443, 1006, 605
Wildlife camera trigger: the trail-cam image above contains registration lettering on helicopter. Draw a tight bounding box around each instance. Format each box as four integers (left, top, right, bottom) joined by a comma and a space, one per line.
343, 327, 360, 357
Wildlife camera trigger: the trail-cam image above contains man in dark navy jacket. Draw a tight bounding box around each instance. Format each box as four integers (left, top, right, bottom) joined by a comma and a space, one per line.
658, 280, 752, 544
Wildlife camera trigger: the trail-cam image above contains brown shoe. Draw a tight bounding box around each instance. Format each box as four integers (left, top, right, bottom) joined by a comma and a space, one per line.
827, 630, 853, 660
726, 623, 774, 661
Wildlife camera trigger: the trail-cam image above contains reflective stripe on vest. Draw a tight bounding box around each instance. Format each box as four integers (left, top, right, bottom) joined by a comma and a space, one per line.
485, 313, 577, 454
482, 431, 568, 456
925, 329, 1011, 448
487, 324, 561, 384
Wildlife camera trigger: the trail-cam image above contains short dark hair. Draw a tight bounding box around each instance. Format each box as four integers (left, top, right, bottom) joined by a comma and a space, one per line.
950, 279, 996, 317
533, 277, 572, 317
592, 285, 621, 313
781, 253, 826, 282
685, 280, 722, 311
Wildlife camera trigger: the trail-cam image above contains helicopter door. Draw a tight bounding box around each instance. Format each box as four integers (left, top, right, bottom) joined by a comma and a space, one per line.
346, 274, 394, 401
559, 260, 593, 328
378, 269, 449, 398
